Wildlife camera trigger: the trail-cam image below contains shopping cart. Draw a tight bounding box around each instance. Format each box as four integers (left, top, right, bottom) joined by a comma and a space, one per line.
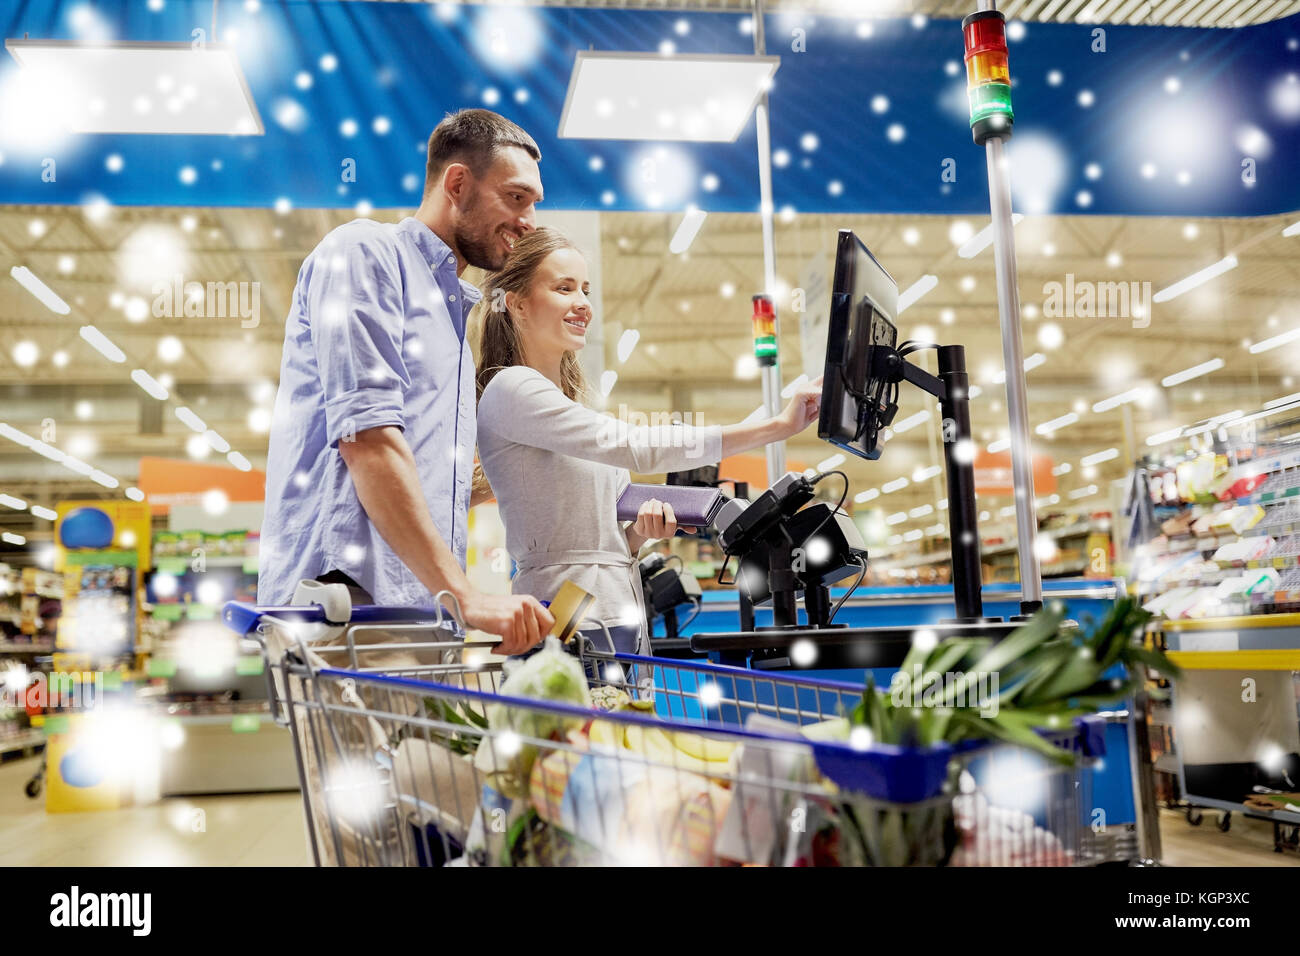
223, 597, 1127, 867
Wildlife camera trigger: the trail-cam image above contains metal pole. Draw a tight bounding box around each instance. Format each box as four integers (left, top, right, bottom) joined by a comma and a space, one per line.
978, 0, 1040, 611
753, 0, 785, 486
938, 346, 984, 621
985, 137, 1041, 610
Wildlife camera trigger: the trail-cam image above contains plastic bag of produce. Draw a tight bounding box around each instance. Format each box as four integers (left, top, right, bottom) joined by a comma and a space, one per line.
473, 637, 591, 797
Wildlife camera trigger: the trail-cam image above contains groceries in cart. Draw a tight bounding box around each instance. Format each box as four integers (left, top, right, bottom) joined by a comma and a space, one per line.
227, 591, 1175, 867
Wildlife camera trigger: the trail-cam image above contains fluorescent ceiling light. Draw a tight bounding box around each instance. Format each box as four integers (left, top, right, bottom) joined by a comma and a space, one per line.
937, 498, 948, 510
1080, 447, 1120, 467
1248, 327, 1300, 354
5, 41, 263, 136
1052, 463, 1072, 476
558, 51, 778, 142
998, 505, 1016, 518
1, 532, 26, 546
903, 529, 923, 542
30, 504, 57, 520
1152, 255, 1238, 303
124, 487, 145, 502
956, 214, 1024, 258
780, 374, 808, 399
854, 488, 879, 504
669, 207, 707, 254
1265, 392, 1300, 409
10, 266, 70, 314
203, 430, 231, 454
892, 410, 930, 433
886, 511, 907, 525
616, 329, 640, 364
227, 451, 251, 472
1068, 484, 1099, 500
1161, 357, 1222, 387
89, 470, 119, 489
175, 407, 206, 432
1036, 412, 1078, 435
131, 369, 168, 400
987, 437, 1010, 453
0, 493, 25, 510
967, 385, 983, 399
1283, 221, 1300, 238
1146, 426, 1184, 446
30, 440, 65, 463
80, 325, 125, 363
926, 524, 946, 536
882, 477, 910, 493
897, 274, 938, 314
0, 423, 33, 447
908, 504, 933, 518
912, 464, 941, 481
1228, 402, 1300, 430
1092, 386, 1146, 414
992, 353, 1045, 383
817, 453, 846, 471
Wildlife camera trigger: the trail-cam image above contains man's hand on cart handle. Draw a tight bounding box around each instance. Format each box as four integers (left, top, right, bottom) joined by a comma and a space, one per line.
461, 591, 553, 656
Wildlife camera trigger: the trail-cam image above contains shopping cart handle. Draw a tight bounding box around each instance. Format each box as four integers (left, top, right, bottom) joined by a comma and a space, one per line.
223, 601, 264, 636
221, 601, 457, 636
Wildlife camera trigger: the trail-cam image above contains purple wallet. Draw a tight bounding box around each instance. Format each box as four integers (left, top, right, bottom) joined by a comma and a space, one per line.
616, 483, 728, 527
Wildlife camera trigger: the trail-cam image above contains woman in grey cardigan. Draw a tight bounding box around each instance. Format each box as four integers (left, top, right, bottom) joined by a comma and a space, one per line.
475, 227, 821, 654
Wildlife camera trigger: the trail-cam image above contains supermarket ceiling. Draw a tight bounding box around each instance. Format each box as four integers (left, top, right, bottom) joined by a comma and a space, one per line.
0, 1, 1298, 217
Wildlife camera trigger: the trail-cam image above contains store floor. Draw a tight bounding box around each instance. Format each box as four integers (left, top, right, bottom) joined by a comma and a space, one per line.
0, 756, 309, 866
1, 756, 1296, 866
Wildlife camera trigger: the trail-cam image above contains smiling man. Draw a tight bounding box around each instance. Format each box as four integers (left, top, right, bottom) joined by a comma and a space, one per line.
260, 109, 554, 654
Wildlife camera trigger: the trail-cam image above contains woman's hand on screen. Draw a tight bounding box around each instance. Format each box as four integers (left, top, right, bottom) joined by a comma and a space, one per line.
776, 376, 823, 438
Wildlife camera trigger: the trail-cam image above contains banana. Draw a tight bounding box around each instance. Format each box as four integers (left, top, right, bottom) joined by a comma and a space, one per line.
588, 719, 621, 751
667, 730, 738, 763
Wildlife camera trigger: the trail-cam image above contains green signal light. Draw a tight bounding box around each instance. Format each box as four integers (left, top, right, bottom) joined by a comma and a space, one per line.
968, 82, 1014, 125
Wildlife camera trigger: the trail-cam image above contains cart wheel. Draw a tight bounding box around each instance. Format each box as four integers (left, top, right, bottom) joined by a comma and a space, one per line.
1217, 812, 1231, 833
1186, 808, 1203, 826
24, 778, 41, 799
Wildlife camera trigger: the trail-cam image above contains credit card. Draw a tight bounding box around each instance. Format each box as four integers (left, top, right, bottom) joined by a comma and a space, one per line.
547, 580, 596, 643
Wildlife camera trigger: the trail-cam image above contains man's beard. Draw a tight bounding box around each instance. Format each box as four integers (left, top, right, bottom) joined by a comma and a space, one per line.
453, 192, 508, 271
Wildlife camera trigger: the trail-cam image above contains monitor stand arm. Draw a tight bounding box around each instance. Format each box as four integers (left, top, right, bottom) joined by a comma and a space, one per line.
883, 344, 993, 623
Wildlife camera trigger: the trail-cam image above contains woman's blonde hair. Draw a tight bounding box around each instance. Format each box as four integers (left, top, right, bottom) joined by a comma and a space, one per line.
477, 226, 590, 403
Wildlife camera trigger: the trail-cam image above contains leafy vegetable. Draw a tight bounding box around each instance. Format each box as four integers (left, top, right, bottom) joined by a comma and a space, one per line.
473, 637, 591, 797
851, 596, 1177, 761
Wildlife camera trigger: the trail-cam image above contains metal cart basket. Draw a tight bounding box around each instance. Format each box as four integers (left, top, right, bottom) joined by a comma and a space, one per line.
223, 599, 1130, 867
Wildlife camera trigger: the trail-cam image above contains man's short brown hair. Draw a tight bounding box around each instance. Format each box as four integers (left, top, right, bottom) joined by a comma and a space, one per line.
424, 109, 540, 195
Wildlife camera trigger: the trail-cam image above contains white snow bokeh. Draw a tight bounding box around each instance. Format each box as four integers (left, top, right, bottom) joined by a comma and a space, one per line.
625, 145, 695, 209
472, 6, 544, 70
273, 97, 308, 133
1268, 72, 1300, 122
1005, 132, 1070, 215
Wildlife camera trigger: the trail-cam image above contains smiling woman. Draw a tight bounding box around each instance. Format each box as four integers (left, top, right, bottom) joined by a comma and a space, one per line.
474, 226, 822, 652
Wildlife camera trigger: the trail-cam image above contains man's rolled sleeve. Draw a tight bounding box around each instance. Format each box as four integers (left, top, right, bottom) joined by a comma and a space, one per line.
307, 231, 412, 448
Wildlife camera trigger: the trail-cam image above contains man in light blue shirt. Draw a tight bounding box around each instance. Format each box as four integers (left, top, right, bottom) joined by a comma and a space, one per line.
260, 109, 553, 654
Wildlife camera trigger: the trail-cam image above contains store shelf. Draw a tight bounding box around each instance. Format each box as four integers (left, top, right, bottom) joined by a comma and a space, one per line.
152, 555, 258, 574
0, 729, 46, 755
0, 641, 54, 653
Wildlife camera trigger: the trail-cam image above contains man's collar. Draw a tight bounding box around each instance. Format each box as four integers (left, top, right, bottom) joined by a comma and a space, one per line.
401, 216, 456, 269
401, 217, 482, 305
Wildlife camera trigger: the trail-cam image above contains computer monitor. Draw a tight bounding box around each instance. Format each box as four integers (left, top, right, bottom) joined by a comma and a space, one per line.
817, 229, 899, 461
